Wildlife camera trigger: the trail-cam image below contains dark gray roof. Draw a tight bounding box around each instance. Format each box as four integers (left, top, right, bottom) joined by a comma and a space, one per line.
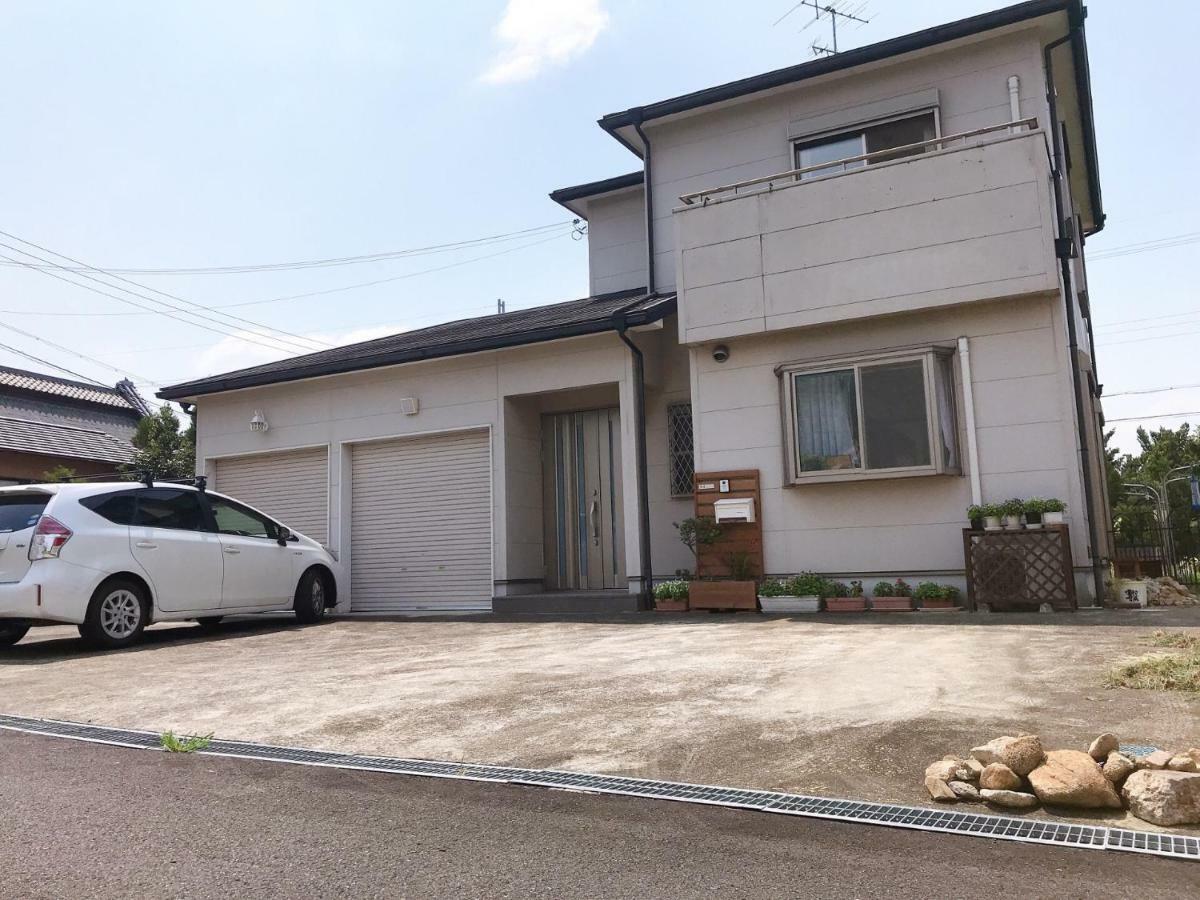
550, 171, 644, 217
159, 289, 675, 400
0, 416, 136, 464
0, 365, 151, 417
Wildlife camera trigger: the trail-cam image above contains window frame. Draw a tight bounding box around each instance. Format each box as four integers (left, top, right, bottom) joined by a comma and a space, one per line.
666, 401, 695, 498
791, 108, 942, 180
778, 346, 960, 485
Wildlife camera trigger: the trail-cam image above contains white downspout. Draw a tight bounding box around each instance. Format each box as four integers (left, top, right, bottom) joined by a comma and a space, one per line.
1007, 75, 1021, 131
958, 336, 982, 506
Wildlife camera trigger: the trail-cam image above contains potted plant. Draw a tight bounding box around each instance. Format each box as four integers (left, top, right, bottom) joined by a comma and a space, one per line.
826, 579, 867, 612
981, 502, 1003, 532
1022, 497, 1047, 530
967, 504, 985, 531
1001, 498, 1024, 531
914, 581, 961, 610
871, 579, 914, 612
689, 545, 759, 610
1042, 498, 1066, 526
653, 580, 689, 612
760, 572, 824, 613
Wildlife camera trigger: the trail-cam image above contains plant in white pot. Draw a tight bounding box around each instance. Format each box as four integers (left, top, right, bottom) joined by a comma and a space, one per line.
980, 502, 1003, 532
1000, 498, 1024, 531
759, 573, 823, 613
1042, 498, 1066, 525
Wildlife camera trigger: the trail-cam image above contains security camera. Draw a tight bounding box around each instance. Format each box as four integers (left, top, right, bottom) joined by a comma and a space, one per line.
712, 344, 730, 363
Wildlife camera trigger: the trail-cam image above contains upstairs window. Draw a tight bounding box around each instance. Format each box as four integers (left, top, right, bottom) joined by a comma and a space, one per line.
780, 347, 959, 483
794, 112, 937, 179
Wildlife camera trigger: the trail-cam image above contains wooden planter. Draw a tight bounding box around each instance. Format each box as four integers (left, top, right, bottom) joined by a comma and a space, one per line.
871, 596, 915, 612
654, 599, 689, 612
689, 580, 758, 610
825, 596, 868, 612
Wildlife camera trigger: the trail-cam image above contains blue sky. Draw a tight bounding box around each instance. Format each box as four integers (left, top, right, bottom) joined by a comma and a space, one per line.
0, 1, 1196, 454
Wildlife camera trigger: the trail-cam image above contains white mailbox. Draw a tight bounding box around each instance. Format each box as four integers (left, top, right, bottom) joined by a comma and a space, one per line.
713, 497, 756, 523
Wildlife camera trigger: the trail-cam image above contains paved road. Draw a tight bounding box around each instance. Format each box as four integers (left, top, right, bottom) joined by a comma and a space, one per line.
0, 731, 1193, 899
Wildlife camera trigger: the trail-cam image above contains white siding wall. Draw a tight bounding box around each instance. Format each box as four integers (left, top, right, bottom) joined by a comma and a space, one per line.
586, 189, 647, 296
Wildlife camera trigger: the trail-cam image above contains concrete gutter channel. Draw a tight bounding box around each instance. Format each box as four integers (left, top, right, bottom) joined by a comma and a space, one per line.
1, 714, 1195, 864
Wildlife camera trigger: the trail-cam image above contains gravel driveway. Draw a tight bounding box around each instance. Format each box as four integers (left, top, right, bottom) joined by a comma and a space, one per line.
2, 610, 1197, 823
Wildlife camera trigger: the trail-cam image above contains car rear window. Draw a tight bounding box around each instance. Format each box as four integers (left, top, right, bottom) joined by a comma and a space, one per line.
0, 494, 49, 533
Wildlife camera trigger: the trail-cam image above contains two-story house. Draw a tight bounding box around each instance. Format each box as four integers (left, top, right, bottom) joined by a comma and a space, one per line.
159, 0, 1110, 613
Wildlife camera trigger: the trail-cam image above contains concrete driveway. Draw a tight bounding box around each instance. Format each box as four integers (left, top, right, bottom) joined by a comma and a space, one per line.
2, 612, 1197, 823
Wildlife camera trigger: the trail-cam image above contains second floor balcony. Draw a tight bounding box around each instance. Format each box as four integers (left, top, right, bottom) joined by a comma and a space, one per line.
673, 120, 1059, 344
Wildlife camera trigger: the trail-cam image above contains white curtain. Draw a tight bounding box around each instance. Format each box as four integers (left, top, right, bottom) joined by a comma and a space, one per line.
935, 356, 959, 469
795, 370, 860, 468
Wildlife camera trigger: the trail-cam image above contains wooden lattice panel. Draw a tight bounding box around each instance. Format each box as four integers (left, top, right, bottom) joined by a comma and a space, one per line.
963, 526, 1077, 611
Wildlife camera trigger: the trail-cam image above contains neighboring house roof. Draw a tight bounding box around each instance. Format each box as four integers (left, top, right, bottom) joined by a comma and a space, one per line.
549, 171, 644, 218
158, 289, 676, 400
596, 0, 1101, 228
0, 416, 137, 465
0, 365, 151, 417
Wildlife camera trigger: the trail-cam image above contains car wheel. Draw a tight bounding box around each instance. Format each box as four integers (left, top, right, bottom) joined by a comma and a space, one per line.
196, 616, 224, 631
0, 622, 30, 648
79, 578, 148, 649
294, 569, 328, 624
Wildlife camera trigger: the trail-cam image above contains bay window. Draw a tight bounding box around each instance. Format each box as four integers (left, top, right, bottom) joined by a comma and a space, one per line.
780, 347, 959, 483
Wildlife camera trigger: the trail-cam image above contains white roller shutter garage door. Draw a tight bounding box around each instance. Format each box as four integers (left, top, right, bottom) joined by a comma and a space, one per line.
213, 447, 330, 546
350, 429, 492, 613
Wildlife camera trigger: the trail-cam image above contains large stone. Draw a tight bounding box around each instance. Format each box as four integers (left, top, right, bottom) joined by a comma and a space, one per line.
1122, 771, 1200, 826
1027, 750, 1122, 809
1103, 751, 1136, 787
1168, 755, 1198, 773
979, 763, 1022, 791
970, 736, 1017, 766
964, 758, 985, 781
980, 789, 1039, 810
925, 776, 957, 802
999, 735, 1045, 777
1139, 750, 1173, 770
925, 760, 961, 782
1088, 733, 1119, 761
948, 781, 981, 802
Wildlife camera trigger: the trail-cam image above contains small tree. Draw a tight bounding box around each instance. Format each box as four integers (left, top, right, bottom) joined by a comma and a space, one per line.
127, 406, 195, 481
674, 516, 721, 578
41, 465, 78, 483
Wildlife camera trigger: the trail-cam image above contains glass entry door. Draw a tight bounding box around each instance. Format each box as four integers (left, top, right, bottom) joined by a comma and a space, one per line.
542, 408, 624, 590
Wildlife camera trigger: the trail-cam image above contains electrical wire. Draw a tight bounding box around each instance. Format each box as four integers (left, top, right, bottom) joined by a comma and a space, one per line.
1088, 231, 1200, 262
1106, 410, 1200, 424
0, 221, 573, 275
1105, 383, 1200, 398
0, 320, 151, 383
0, 339, 107, 386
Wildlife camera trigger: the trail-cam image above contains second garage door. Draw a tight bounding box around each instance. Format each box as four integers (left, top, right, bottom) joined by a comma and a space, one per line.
350, 429, 492, 613
213, 447, 330, 545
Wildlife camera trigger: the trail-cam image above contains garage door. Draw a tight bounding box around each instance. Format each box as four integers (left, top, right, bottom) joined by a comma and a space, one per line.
351, 429, 492, 612
213, 447, 329, 546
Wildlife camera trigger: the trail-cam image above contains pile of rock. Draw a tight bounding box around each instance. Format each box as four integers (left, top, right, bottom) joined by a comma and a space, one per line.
924, 733, 1200, 826
1146, 577, 1198, 607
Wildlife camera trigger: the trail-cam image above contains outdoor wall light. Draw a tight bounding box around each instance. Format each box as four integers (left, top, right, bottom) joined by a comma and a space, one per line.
249, 410, 269, 433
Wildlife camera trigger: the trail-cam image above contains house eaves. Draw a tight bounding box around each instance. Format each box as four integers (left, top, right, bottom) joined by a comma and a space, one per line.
549, 171, 644, 219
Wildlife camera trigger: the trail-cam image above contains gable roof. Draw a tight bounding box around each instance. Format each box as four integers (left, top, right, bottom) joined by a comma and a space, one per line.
0, 416, 137, 465
597, 0, 1100, 227
158, 289, 676, 400
0, 365, 151, 417
550, 171, 644, 218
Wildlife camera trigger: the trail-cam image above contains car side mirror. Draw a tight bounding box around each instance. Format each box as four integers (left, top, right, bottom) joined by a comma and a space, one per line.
277, 527, 292, 546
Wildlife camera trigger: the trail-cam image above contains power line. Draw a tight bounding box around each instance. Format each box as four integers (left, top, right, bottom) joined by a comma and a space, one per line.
1105, 382, 1200, 398
1093, 309, 1200, 333
0, 339, 107, 386
1097, 326, 1200, 349
0, 221, 573, 275
0, 230, 329, 353
0, 320, 151, 383
1088, 230, 1200, 262
1107, 410, 1200, 424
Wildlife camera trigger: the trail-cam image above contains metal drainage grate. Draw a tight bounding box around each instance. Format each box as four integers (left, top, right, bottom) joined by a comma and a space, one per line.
1, 714, 1196, 862
1120, 743, 1160, 758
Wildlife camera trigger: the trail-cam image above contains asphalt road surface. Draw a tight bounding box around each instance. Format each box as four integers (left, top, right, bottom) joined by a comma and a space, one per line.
0, 730, 1193, 899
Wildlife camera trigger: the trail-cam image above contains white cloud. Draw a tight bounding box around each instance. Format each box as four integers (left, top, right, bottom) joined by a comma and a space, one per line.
480, 0, 610, 85
187, 324, 405, 383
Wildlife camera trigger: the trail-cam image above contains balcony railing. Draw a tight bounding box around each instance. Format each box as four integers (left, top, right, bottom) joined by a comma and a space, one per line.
678, 117, 1040, 207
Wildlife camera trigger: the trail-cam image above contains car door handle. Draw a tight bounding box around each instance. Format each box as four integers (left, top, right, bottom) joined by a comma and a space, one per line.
135, 541, 158, 550
223, 547, 241, 555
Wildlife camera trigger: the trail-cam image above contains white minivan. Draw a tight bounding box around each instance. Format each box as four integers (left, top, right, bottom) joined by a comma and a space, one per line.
0, 481, 340, 649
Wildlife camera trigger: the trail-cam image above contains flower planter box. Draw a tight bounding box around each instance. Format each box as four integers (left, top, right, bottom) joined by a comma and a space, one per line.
1044, 511, 1064, 526
759, 595, 821, 613
689, 580, 758, 610
983, 516, 1002, 532
825, 596, 868, 613
919, 598, 961, 610
871, 596, 915, 612
654, 599, 689, 612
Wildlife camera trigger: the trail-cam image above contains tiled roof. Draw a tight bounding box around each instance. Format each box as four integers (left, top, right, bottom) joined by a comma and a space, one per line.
160, 289, 675, 400
0, 366, 151, 416
0, 416, 137, 464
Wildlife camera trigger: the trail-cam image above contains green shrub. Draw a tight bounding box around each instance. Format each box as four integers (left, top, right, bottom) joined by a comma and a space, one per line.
967, 504, 985, 521
848, 580, 864, 598
893, 578, 912, 597
872, 580, 895, 597
654, 580, 689, 601
979, 502, 1002, 518
828, 581, 850, 597
1023, 497, 1048, 515
788, 572, 832, 597
1042, 498, 1066, 513
1001, 498, 1024, 517
726, 550, 756, 581
913, 581, 945, 601
757, 578, 790, 598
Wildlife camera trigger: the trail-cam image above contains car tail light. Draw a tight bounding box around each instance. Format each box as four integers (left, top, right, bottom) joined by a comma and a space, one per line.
28, 515, 72, 560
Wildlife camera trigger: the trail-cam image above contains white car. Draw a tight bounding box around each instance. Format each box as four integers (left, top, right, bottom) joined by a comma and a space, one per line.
0, 481, 340, 649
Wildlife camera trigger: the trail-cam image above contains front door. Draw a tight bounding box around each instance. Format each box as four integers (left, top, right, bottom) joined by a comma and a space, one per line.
542, 408, 624, 590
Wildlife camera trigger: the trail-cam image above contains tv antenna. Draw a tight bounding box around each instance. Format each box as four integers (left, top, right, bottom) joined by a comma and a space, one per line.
774, 1, 872, 57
